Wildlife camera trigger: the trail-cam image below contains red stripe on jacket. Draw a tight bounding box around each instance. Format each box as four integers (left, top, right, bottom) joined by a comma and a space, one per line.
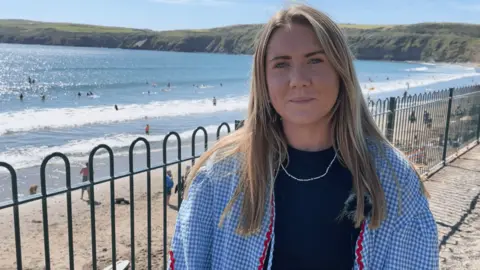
258, 197, 275, 270
355, 221, 366, 270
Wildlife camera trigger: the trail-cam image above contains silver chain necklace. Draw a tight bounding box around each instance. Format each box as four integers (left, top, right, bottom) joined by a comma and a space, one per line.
280, 152, 337, 182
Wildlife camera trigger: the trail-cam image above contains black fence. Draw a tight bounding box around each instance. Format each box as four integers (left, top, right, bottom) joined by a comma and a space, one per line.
0, 84, 479, 270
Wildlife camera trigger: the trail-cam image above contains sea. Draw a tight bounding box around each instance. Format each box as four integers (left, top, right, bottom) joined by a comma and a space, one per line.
0, 43, 479, 202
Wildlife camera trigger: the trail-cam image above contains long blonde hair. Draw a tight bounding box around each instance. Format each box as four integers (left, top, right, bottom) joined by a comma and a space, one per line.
187, 4, 399, 235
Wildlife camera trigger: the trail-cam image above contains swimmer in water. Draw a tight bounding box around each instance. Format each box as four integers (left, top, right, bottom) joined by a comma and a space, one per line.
19, 93, 24, 100
213, 96, 217, 106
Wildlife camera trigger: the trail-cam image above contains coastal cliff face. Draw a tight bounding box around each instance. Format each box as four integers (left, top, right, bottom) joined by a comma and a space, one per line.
0, 20, 479, 63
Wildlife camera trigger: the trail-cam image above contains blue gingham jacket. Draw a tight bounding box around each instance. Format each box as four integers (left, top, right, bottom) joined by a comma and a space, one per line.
168, 141, 439, 269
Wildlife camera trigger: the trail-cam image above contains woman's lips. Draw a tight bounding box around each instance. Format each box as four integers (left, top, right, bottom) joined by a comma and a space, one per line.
289, 97, 315, 103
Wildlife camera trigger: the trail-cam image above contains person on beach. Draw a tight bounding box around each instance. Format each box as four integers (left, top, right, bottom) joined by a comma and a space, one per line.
169, 4, 438, 270
165, 170, 174, 205
80, 163, 90, 200
175, 165, 191, 199
145, 124, 150, 135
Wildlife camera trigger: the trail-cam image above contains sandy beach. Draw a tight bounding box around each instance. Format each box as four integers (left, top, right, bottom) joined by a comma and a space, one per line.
0, 162, 189, 269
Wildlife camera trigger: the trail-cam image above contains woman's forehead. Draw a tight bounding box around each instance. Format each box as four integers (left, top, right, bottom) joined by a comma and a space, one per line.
266, 24, 323, 57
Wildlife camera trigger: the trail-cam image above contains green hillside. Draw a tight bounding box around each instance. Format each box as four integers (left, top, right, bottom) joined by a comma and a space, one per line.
0, 19, 479, 63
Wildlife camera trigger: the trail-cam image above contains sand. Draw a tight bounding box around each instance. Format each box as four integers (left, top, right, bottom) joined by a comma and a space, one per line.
0, 162, 189, 269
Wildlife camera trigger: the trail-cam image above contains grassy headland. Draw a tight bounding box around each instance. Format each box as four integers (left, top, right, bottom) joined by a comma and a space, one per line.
0, 19, 479, 63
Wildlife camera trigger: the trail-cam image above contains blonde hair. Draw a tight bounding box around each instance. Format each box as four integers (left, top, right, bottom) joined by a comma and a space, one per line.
186, 4, 413, 235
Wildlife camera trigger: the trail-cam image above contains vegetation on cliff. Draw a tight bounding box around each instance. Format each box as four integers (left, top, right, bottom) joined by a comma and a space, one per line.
0, 19, 478, 62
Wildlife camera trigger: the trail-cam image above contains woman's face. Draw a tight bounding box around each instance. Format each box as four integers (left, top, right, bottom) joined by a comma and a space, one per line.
265, 23, 339, 126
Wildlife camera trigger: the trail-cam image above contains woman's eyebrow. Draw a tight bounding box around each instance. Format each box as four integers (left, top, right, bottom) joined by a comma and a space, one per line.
269, 49, 325, 61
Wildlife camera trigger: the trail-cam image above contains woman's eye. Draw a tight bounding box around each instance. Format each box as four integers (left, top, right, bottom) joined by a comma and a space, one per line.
308, 58, 323, 64
274, 62, 288, 68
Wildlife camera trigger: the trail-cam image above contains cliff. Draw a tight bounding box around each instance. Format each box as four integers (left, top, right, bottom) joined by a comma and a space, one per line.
0, 19, 479, 63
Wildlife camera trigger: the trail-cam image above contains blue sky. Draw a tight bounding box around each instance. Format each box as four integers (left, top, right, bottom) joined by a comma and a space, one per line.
0, 0, 479, 30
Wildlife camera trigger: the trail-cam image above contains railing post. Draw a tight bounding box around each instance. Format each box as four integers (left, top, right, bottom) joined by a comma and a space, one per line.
442, 87, 455, 163
476, 103, 480, 142
235, 120, 244, 130
385, 97, 397, 143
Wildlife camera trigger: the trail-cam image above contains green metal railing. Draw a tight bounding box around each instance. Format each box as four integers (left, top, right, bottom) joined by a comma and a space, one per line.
0, 84, 479, 269
368, 85, 480, 176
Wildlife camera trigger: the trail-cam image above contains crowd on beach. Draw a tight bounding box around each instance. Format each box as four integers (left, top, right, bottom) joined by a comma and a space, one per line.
75, 162, 191, 207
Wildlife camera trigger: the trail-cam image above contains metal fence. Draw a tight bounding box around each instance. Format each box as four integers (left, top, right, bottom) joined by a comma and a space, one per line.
368, 85, 480, 175
0, 84, 479, 270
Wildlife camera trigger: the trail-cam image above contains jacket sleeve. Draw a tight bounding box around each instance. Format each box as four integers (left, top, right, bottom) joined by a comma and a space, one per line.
385, 165, 439, 270
168, 167, 214, 269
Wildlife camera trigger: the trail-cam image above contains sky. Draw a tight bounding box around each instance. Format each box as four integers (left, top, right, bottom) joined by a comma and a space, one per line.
0, 0, 479, 31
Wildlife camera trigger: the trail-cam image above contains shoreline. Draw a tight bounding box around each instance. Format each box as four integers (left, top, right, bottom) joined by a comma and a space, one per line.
0, 136, 223, 202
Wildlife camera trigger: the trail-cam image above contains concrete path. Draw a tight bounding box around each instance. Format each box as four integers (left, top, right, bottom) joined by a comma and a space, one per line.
425, 144, 480, 269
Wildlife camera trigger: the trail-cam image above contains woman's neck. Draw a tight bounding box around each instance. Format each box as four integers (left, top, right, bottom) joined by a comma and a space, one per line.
282, 120, 333, 152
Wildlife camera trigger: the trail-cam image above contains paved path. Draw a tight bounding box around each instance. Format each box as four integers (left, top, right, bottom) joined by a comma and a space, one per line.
425, 143, 480, 269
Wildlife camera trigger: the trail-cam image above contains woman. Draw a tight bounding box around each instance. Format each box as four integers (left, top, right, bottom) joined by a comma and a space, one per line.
169, 4, 438, 270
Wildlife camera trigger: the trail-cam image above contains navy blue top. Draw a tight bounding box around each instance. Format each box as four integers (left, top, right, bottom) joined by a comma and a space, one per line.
265, 146, 360, 270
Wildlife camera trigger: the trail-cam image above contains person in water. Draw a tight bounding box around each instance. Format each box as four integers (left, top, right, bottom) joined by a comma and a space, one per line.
169, 4, 438, 270
212, 96, 217, 106
114, 104, 119, 111
145, 124, 150, 135
19, 93, 24, 100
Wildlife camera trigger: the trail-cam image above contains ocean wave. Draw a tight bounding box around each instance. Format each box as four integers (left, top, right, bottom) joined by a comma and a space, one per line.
0, 96, 248, 135
361, 72, 479, 94
0, 124, 233, 170
405, 67, 429, 72
0, 81, 148, 95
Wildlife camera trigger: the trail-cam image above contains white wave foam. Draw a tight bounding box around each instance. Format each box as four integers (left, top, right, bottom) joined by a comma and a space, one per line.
0, 124, 233, 170
197, 84, 214, 89
405, 67, 428, 72
0, 96, 248, 135
361, 72, 479, 94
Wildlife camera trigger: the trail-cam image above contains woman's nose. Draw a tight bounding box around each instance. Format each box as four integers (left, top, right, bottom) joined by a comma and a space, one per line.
289, 66, 311, 89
